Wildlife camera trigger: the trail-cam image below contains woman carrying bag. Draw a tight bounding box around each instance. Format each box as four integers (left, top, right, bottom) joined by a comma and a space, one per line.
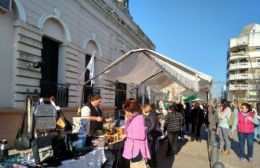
232, 103, 259, 162
123, 99, 150, 168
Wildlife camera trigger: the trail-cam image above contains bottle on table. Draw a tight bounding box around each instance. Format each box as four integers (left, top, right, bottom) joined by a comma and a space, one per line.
0, 139, 9, 163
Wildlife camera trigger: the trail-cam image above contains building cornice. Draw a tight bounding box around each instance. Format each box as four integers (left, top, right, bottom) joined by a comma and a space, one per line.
76, 0, 155, 49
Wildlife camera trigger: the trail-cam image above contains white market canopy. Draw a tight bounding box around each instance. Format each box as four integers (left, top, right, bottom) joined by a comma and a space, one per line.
86, 49, 212, 93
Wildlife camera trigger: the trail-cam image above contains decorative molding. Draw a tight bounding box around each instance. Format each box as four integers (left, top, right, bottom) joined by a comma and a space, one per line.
14, 0, 26, 22
91, 33, 96, 40
77, 0, 154, 49
82, 35, 103, 57
37, 9, 72, 43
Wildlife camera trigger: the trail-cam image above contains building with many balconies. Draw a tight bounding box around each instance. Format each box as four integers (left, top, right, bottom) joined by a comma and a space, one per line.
227, 24, 260, 105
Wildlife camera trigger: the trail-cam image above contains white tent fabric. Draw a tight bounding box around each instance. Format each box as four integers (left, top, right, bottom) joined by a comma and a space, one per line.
86, 49, 212, 92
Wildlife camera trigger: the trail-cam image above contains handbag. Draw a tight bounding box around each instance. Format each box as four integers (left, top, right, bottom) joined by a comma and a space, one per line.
15, 96, 33, 150
32, 135, 67, 165
15, 133, 33, 151
56, 111, 72, 131
56, 116, 66, 129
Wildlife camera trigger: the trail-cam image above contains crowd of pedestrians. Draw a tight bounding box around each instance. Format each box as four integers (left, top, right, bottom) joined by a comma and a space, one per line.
209, 99, 260, 163
122, 98, 210, 168
122, 97, 260, 168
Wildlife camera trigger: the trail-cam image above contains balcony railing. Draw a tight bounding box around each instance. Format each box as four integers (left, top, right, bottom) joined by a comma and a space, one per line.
40, 81, 70, 107
228, 84, 248, 90
229, 62, 260, 70
228, 84, 260, 91
229, 62, 249, 70
229, 36, 248, 48
230, 51, 247, 57
228, 73, 250, 80
229, 52, 247, 61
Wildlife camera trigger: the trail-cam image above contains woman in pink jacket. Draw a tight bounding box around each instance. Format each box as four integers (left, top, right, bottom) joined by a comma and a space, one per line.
123, 99, 150, 168
232, 103, 259, 162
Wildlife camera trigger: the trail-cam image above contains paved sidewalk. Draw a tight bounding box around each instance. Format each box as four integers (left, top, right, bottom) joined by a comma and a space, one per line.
157, 127, 260, 168
173, 137, 209, 168
157, 129, 210, 168
219, 135, 260, 168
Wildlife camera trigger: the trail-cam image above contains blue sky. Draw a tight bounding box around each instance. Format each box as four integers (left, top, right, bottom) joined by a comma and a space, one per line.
129, 0, 260, 84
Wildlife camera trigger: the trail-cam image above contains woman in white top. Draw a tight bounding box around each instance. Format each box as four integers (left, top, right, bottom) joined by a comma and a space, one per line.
217, 99, 232, 155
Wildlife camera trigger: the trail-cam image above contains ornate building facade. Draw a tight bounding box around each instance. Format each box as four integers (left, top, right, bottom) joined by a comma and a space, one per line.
0, 0, 154, 108
0, 0, 154, 144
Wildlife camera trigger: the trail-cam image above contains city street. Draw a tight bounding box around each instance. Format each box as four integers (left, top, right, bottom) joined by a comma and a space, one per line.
1, 0, 260, 167
157, 129, 209, 168
219, 136, 260, 168
157, 128, 260, 168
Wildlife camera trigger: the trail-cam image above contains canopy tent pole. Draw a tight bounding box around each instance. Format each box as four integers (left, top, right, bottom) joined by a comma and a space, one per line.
140, 71, 163, 85
79, 48, 212, 109
141, 85, 145, 106
79, 49, 140, 108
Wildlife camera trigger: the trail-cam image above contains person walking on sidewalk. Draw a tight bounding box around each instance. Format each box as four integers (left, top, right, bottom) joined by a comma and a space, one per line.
254, 103, 260, 143
190, 101, 204, 141
142, 104, 160, 168
184, 103, 191, 133
123, 99, 150, 168
217, 99, 232, 155
164, 105, 183, 156
232, 103, 259, 162
175, 103, 185, 139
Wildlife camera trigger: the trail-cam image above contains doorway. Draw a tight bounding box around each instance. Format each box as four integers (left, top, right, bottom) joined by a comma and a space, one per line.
84, 54, 93, 103
40, 37, 59, 99
115, 82, 127, 110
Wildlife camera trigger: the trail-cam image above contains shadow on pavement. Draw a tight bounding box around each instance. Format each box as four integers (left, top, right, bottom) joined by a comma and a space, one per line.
200, 126, 209, 141
176, 138, 189, 154
230, 137, 241, 157
157, 138, 189, 168
157, 140, 175, 168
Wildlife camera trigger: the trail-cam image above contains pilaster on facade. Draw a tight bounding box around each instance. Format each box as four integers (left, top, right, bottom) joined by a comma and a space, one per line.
12, 20, 43, 108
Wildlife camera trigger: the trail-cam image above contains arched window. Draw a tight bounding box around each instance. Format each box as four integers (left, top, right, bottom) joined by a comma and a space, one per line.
83, 40, 100, 103
40, 18, 69, 106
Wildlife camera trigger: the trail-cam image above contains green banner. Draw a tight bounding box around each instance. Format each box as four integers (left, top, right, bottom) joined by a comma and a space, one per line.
183, 93, 197, 103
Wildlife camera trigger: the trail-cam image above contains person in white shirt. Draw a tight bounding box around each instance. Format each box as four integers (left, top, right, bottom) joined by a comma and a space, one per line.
80, 95, 112, 135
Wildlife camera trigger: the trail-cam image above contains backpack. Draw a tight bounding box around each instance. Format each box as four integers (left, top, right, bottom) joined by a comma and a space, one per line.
228, 111, 235, 127
223, 107, 234, 127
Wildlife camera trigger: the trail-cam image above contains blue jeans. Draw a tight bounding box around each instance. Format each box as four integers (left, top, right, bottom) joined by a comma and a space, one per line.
238, 132, 254, 158
254, 125, 260, 141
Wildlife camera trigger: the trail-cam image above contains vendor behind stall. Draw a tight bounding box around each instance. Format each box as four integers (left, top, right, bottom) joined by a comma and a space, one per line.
80, 95, 116, 168
80, 95, 104, 135
80, 95, 113, 135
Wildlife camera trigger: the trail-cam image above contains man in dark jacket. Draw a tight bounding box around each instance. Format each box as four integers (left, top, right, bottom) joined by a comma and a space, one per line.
164, 105, 183, 156
184, 103, 191, 133
190, 101, 205, 141
143, 104, 159, 168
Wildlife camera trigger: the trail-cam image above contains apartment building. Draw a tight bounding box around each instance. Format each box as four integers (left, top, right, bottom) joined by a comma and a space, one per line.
227, 24, 260, 105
